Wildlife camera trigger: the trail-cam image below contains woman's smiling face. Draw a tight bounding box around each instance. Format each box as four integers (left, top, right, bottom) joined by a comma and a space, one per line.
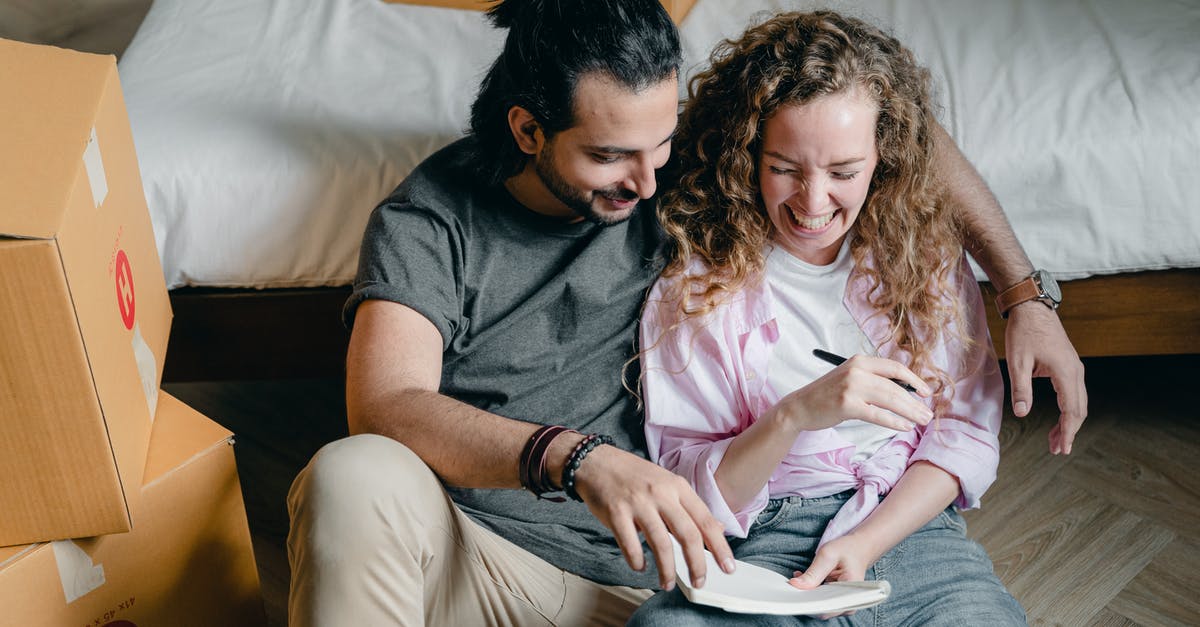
758, 89, 879, 265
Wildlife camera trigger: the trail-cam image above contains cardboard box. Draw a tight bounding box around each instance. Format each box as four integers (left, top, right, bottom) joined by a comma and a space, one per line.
0, 38, 172, 545
0, 393, 266, 627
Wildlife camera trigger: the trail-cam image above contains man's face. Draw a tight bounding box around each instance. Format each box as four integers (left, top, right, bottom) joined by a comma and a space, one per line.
530, 73, 679, 226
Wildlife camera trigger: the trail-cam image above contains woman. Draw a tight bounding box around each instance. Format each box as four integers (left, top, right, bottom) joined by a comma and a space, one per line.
630, 10, 1024, 625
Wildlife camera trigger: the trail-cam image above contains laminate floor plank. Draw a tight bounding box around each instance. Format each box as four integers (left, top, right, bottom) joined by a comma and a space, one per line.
963, 400, 1113, 541
1060, 422, 1200, 543
1089, 608, 1142, 627
1106, 536, 1200, 627
975, 480, 1174, 626
163, 355, 1200, 626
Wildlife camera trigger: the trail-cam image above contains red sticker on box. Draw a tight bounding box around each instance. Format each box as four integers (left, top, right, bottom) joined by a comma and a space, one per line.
114, 249, 136, 330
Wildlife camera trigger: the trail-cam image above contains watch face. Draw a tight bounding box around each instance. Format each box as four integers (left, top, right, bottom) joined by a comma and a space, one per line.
1036, 270, 1062, 303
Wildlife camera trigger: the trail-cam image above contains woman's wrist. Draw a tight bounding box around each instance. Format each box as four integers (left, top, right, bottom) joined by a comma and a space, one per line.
839, 529, 890, 567
764, 398, 811, 434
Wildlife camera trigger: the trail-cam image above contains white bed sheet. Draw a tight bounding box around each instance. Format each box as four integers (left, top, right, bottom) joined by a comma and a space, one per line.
120, 0, 503, 288
680, 0, 1200, 281
120, 0, 1200, 289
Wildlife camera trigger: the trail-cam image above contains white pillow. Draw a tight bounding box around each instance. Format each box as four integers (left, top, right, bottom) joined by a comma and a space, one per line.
120, 0, 503, 288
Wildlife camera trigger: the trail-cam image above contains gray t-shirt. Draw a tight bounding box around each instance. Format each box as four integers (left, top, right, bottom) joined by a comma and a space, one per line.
345, 138, 662, 588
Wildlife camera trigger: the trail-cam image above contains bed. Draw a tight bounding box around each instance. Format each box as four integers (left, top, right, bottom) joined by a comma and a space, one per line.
113, 0, 1200, 381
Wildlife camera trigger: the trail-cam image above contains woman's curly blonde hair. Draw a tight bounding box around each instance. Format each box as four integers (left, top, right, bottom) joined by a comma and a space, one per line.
657, 10, 969, 396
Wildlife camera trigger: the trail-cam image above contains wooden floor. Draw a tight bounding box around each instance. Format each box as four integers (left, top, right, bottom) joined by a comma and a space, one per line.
164, 353, 1200, 626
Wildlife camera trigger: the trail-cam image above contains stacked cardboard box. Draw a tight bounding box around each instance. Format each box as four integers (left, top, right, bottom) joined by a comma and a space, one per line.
0, 394, 265, 625
0, 38, 265, 625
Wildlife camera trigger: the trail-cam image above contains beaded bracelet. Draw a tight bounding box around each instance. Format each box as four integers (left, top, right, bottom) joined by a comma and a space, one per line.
561, 434, 614, 502
518, 425, 573, 501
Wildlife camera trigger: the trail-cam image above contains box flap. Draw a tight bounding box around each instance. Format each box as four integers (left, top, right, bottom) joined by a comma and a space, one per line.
145, 393, 234, 485
0, 39, 113, 239
0, 544, 37, 569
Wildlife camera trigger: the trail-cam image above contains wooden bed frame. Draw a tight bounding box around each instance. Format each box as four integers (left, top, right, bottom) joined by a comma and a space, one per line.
390, 0, 698, 23
162, 269, 1200, 382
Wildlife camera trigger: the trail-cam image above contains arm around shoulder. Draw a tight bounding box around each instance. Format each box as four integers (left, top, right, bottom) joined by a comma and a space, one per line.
932, 123, 1087, 452
932, 121, 1031, 287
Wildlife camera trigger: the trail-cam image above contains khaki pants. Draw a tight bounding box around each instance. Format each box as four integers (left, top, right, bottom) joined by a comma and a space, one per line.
287, 434, 653, 626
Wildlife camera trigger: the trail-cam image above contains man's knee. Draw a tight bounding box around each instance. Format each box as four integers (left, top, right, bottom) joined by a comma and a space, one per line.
298, 433, 434, 494
289, 434, 447, 543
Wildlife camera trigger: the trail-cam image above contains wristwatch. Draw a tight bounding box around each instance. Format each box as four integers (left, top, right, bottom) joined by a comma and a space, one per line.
995, 269, 1061, 318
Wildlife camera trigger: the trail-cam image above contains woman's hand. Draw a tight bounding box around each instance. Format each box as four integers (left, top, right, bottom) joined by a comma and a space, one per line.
768, 355, 934, 433
789, 533, 877, 588
788, 534, 880, 619
715, 356, 933, 509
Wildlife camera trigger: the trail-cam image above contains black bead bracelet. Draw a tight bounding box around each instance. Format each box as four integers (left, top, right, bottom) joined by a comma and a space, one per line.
561, 433, 614, 502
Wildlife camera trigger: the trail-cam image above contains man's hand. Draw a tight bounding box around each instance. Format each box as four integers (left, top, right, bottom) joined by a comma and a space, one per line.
1005, 301, 1088, 454
572, 445, 735, 591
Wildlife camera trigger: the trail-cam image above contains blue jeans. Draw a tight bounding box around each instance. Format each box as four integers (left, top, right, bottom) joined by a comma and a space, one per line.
627, 491, 1025, 626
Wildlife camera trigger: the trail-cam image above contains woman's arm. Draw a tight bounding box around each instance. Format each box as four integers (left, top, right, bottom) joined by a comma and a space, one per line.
790, 461, 958, 587
716, 356, 933, 512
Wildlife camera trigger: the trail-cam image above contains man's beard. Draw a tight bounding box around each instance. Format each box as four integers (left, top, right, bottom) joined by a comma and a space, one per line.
535, 147, 639, 227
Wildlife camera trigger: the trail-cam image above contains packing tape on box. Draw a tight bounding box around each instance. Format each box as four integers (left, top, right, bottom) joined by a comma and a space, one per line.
51, 540, 106, 603
132, 322, 159, 419
82, 127, 109, 208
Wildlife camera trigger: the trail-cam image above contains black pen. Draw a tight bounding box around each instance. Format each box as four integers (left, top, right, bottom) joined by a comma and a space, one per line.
812, 349, 918, 393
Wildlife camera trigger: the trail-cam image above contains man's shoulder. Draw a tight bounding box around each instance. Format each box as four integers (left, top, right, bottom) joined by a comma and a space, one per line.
386, 137, 487, 217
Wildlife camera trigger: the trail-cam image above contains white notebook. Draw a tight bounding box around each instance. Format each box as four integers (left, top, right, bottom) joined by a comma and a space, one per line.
671, 539, 891, 615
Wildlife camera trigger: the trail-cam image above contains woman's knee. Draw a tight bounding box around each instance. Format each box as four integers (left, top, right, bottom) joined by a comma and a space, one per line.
627, 590, 741, 627
916, 592, 1026, 626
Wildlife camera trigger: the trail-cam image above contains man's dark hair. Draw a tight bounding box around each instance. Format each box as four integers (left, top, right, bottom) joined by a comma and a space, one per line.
468, 0, 682, 186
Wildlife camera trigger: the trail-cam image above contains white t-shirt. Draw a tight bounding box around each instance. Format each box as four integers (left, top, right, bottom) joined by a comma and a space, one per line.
763, 240, 895, 462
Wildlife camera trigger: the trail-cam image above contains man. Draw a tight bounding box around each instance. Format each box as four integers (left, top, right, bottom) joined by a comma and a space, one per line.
287, 1, 1085, 625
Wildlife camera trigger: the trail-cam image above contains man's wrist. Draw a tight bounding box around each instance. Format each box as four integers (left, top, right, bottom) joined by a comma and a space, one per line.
562, 434, 615, 501
1006, 298, 1057, 318
996, 269, 1062, 319
567, 441, 623, 501
989, 263, 1036, 293
545, 431, 588, 489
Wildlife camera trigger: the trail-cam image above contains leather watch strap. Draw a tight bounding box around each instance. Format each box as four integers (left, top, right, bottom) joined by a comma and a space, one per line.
995, 276, 1042, 318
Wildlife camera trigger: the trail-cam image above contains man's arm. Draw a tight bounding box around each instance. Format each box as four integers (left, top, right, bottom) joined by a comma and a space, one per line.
931, 122, 1088, 454
346, 299, 559, 487
931, 123, 1032, 289
344, 299, 733, 589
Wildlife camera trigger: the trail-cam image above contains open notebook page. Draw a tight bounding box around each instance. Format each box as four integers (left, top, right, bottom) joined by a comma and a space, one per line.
670, 538, 890, 615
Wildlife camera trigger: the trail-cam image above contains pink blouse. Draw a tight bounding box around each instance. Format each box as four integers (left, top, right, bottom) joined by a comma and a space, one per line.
640, 253, 1003, 546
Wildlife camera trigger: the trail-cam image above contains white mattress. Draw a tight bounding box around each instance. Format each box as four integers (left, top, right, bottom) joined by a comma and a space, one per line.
120, 0, 504, 288
119, 0, 1200, 289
